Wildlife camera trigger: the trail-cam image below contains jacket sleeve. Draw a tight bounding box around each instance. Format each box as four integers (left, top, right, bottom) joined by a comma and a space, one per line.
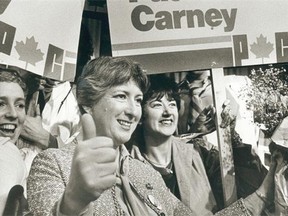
27, 149, 66, 216
172, 191, 264, 216
173, 199, 198, 216
214, 198, 252, 216
215, 192, 267, 216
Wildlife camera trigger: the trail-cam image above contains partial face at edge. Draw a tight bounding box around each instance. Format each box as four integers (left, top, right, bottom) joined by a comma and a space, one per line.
90, 79, 143, 147
0, 82, 26, 143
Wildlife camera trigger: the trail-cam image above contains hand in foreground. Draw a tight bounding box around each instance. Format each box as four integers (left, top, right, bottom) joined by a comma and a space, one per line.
61, 114, 117, 215
256, 152, 278, 203
191, 105, 216, 134
20, 105, 50, 149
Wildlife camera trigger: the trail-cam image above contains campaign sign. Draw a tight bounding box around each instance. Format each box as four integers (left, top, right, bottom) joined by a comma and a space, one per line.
107, 0, 288, 73
0, 0, 84, 81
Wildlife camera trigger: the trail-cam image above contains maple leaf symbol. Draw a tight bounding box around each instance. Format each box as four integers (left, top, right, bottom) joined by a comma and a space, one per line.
250, 34, 274, 64
15, 36, 44, 69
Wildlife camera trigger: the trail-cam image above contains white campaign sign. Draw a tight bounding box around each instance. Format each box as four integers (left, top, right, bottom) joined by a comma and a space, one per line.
107, 0, 288, 73
0, 0, 85, 81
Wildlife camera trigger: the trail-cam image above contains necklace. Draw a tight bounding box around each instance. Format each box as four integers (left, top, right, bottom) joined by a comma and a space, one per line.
143, 154, 174, 175
111, 185, 126, 216
143, 153, 171, 167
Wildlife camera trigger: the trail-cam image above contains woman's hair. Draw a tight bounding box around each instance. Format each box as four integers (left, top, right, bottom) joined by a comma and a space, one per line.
143, 74, 181, 110
76, 56, 149, 112
0, 68, 27, 96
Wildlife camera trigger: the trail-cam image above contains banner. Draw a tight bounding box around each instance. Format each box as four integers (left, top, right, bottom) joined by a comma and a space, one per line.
107, 0, 288, 73
0, 0, 85, 81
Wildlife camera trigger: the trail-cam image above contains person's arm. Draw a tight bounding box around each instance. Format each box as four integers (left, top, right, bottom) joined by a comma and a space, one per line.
59, 114, 117, 214
190, 105, 216, 134
27, 147, 94, 216
215, 157, 277, 216
28, 114, 117, 215
27, 148, 68, 215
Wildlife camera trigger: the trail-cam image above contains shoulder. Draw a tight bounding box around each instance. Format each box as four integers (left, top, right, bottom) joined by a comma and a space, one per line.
172, 136, 197, 152
31, 141, 76, 170
129, 144, 146, 162
0, 138, 24, 165
39, 141, 75, 157
0, 137, 10, 145
0, 137, 19, 152
172, 137, 203, 166
28, 141, 77, 190
0, 139, 27, 188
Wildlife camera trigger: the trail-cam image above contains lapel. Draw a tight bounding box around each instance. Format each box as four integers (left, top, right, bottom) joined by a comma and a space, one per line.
123, 145, 168, 215
172, 137, 193, 206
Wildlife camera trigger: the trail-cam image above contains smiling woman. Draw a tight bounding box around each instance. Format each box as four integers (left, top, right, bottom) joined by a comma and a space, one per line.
0, 81, 26, 143
129, 74, 218, 215
0, 68, 29, 215
128, 74, 280, 216
27, 56, 196, 216
85, 79, 143, 147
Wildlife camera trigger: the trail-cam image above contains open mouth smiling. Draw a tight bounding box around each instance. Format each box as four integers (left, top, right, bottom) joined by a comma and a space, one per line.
0, 124, 17, 135
118, 120, 132, 129
160, 119, 173, 125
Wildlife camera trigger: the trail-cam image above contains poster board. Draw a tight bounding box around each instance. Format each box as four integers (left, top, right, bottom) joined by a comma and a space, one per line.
105, 0, 288, 205
211, 68, 237, 206
107, 0, 288, 74
0, 0, 85, 81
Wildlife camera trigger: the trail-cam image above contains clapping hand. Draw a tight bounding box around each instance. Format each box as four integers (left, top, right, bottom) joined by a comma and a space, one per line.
61, 114, 117, 214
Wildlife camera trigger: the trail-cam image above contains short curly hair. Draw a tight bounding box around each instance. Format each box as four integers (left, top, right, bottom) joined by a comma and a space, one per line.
76, 56, 149, 112
142, 74, 181, 111
0, 68, 27, 96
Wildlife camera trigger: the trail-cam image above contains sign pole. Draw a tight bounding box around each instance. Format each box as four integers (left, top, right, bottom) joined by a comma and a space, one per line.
211, 68, 238, 206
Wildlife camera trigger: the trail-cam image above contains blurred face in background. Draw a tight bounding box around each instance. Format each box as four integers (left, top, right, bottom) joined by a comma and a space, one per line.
0, 82, 26, 143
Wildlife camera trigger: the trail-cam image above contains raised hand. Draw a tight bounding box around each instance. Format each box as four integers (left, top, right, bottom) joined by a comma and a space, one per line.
20, 105, 50, 149
61, 113, 117, 214
191, 105, 216, 134
256, 152, 278, 204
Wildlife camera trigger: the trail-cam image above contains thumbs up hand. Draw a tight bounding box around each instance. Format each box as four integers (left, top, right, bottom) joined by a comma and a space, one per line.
61, 114, 117, 215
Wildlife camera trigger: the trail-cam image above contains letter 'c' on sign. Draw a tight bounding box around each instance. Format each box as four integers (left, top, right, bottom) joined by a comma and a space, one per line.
131, 5, 154, 31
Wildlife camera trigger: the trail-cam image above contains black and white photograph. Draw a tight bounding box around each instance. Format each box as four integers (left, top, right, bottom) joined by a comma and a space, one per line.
0, 0, 288, 215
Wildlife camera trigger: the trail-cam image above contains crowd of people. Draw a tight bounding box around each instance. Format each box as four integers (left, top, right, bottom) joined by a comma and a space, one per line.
0, 56, 287, 215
